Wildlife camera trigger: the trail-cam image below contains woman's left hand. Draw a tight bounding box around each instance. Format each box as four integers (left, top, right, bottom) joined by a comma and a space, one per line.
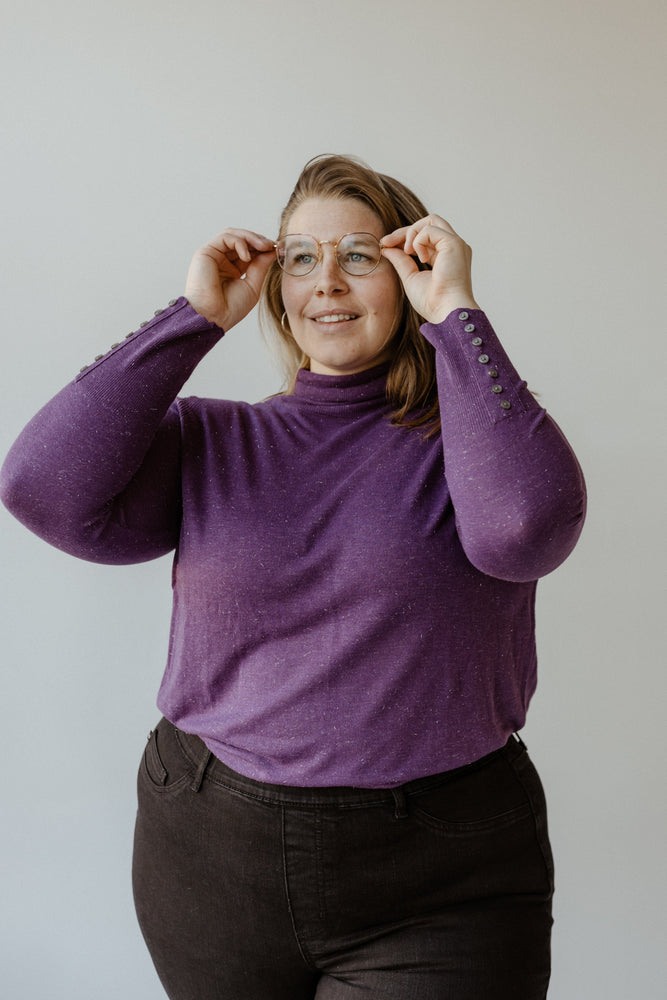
381, 215, 479, 324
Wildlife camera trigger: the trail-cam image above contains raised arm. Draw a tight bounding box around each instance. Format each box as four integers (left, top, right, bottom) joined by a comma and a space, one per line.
382, 216, 586, 582
0, 230, 275, 564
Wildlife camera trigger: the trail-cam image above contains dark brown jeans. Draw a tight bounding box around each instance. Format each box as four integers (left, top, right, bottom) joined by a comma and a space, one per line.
133, 721, 553, 999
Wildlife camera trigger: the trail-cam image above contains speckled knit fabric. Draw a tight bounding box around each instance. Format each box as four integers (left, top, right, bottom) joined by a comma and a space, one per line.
1, 299, 585, 787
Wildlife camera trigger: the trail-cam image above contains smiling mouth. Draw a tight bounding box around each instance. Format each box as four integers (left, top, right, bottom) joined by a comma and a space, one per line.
311, 313, 358, 324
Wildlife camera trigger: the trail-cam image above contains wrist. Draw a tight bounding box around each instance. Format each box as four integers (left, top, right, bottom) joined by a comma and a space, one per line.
426, 295, 480, 324
184, 292, 228, 331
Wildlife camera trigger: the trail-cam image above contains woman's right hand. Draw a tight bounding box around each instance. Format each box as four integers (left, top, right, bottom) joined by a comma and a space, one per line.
185, 228, 275, 331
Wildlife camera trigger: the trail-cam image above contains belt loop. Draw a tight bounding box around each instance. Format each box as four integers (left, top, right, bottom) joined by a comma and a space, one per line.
391, 787, 409, 820
190, 748, 212, 792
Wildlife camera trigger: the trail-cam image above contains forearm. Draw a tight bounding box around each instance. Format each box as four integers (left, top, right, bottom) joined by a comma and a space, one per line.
0, 298, 225, 563
422, 309, 586, 581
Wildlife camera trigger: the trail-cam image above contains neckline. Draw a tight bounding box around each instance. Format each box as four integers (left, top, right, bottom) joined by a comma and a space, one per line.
293, 362, 390, 406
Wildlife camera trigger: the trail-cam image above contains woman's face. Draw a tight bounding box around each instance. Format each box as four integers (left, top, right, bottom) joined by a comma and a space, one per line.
280, 197, 402, 376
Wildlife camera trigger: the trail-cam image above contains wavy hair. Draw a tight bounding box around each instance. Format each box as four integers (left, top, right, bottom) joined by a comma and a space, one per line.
260, 154, 439, 431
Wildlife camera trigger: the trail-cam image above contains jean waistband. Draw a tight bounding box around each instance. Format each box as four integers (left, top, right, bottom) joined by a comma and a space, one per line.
171, 721, 527, 810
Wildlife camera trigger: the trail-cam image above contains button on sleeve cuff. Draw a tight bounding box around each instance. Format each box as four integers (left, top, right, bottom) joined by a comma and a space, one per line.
420, 309, 540, 435
75, 297, 224, 381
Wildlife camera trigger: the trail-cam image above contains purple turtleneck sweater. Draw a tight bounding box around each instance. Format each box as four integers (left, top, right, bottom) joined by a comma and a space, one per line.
1, 298, 585, 787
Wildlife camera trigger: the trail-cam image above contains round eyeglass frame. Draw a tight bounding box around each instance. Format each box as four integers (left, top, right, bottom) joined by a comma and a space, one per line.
274, 232, 385, 277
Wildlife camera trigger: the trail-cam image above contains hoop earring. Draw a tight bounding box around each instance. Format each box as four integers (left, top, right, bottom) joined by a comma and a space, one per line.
281, 311, 290, 333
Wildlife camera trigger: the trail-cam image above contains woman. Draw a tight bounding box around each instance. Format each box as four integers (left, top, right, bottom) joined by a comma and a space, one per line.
1, 155, 586, 999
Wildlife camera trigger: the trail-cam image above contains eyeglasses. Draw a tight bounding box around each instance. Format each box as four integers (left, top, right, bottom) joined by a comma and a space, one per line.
274, 232, 384, 277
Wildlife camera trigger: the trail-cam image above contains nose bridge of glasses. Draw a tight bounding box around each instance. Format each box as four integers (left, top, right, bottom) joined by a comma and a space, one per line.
318, 238, 343, 273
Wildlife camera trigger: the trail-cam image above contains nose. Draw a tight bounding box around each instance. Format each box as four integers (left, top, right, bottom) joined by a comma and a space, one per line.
314, 244, 348, 294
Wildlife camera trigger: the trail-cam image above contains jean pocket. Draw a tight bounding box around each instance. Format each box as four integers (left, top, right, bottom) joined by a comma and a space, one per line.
140, 719, 192, 793
506, 750, 555, 891
411, 752, 532, 834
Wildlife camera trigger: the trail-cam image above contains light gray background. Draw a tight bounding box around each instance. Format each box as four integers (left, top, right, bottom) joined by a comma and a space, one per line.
1, 1, 664, 997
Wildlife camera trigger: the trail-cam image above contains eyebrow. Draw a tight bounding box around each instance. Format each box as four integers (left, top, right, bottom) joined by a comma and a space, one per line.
283, 233, 380, 244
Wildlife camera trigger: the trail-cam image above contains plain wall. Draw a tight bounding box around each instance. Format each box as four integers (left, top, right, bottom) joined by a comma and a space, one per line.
1, 1, 665, 996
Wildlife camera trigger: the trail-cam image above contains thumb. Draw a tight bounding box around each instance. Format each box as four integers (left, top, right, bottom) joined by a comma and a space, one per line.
382, 245, 419, 287
243, 250, 275, 297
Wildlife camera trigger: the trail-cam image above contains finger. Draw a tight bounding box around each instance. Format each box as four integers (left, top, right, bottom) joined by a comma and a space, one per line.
407, 214, 457, 237
412, 225, 458, 260
418, 213, 457, 234
381, 226, 411, 248
210, 248, 248, 279
241, 248, 275, 294
225, 237, 249, 264
224, 236, 260, 265
236, 245, 277, 281
381, 245, 420, 285
403, 216, 459, 256
207, 229, 273, 260
214, 228, 273, 246
240, 232, 274, 255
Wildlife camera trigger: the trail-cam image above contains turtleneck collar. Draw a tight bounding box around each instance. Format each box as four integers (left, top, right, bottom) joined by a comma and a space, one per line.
293, 362, 390, 406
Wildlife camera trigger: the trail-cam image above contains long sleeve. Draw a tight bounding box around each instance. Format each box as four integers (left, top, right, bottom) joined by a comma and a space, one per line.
420, 309, 586, 582
0, 297, 225, 564
2, 297, 587, 785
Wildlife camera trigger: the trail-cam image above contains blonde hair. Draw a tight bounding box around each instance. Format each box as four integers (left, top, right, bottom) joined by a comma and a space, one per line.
260, 154, 439, 431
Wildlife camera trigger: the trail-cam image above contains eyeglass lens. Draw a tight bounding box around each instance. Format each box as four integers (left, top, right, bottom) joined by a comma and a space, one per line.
276, 234, 382, 276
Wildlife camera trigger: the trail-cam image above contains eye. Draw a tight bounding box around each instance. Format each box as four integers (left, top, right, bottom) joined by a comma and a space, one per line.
343, 250, 372, 264
338, 235, 381, 273
279, 237, 319, 273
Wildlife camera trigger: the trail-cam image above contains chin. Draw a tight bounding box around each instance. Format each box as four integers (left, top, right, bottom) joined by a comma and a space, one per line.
311, 355, 383, 376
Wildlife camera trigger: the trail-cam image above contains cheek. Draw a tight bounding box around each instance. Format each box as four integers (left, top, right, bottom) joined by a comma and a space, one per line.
280, 276, 303, 317
373, 277, 403, 329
